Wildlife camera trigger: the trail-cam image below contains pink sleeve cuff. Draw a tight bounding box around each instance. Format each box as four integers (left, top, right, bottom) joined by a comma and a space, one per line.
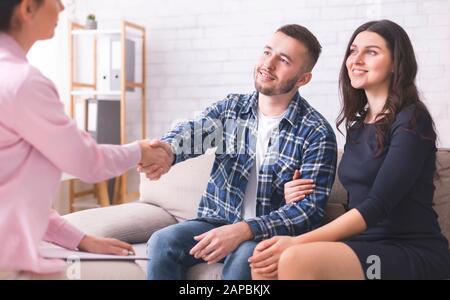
43, 210, 85, 250
122, 141, 142, 166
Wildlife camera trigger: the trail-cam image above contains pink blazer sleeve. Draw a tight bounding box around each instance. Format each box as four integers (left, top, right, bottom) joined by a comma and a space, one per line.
43, 210, 85, 250
11, 67, 141, 183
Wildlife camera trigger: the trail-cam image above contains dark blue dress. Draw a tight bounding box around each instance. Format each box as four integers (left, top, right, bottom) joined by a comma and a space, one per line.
339, 105, 450, 279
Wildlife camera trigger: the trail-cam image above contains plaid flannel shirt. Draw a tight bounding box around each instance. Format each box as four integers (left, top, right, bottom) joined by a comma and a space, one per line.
161, 91, 337, 241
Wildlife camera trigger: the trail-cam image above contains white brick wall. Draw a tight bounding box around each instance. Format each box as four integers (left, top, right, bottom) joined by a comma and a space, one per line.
72, 0, 450, 148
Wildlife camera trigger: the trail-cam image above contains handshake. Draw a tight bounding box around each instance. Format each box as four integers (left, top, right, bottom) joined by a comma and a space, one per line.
138, 139, 174, 180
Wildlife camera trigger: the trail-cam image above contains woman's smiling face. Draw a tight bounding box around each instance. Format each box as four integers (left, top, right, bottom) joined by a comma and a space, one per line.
346, 30, 394, 92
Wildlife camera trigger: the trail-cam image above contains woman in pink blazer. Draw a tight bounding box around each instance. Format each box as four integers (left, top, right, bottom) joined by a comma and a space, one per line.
0, 0, 172, 278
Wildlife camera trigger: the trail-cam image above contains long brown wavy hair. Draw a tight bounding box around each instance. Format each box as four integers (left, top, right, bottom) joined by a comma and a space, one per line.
337, 20, 437, 156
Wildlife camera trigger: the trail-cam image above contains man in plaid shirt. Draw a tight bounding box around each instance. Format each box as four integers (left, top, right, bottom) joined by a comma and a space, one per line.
142, 24, 337, 280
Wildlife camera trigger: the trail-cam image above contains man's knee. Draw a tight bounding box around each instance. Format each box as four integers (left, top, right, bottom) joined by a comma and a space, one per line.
232, 241, 258, 261
222, 241, 257, 280
252, 243, 261, 257
147, 225, 179, 254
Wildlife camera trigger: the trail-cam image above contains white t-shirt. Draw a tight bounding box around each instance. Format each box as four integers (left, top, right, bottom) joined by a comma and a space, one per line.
242, 109, 285, 219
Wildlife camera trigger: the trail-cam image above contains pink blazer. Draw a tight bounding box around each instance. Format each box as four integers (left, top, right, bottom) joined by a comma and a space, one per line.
0, 33, 141, 273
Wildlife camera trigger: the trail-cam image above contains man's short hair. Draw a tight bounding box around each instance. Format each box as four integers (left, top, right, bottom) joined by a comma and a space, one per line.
276, 24, 322, 72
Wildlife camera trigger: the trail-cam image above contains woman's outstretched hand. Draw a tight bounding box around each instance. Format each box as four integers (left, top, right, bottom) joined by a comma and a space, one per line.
77, 235, 134, 256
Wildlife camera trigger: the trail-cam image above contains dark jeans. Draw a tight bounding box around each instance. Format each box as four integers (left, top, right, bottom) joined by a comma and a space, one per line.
146, 219, 257, 280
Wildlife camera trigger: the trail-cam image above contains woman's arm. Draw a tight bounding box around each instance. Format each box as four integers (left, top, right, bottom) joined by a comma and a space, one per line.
11, 68, 142, 183
353, 109, 434, 227
44, 210, 135, 256
296, 208, 366, 243
43, 210, 85, 250
249, 208, 366, 276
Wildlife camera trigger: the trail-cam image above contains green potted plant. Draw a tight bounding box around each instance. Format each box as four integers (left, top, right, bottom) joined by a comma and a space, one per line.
85, 14, 97, 29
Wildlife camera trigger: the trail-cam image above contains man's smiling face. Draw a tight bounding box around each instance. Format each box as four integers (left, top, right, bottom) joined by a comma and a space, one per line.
254, 31, 310, 96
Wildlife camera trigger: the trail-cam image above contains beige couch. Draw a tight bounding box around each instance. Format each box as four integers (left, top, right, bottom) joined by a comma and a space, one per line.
65, 150, 450, 280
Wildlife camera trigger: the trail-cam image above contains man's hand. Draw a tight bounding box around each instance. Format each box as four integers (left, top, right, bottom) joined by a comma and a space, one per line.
248, 236, 298, 278
138, 139, 174, 180
189, 222, 254, 264
77, 235, 134, 256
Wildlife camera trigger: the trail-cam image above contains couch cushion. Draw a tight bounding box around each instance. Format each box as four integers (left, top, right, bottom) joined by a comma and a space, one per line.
74, 260, 146, 280
10, 260, 145, 280
187, 263, 224, 280
434, 150, 450, 242
329, 151, 347, 205
64, 202, 177, 244
133, 242, 224, 280
140, 153, 215, 222
133, 243, 148, 277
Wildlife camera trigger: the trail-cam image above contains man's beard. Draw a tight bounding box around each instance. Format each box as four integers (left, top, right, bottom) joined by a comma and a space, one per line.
254, 70, 300, 96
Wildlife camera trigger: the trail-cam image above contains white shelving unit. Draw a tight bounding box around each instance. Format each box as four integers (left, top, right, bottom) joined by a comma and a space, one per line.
68, 20, 147, 212
70, 90, 121, 97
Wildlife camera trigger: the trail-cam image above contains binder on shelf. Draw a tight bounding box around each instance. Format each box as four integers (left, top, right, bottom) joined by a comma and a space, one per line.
86, 99, 121, 201
86, 99, 120, 145
97, 37, 135, 92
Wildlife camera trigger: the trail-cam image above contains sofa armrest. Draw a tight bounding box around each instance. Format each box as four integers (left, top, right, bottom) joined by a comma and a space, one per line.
63, 202, 178, 244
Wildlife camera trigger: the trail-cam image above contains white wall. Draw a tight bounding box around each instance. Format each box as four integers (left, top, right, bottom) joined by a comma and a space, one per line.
28, 2, 73, 115
68, 0, 450, 148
